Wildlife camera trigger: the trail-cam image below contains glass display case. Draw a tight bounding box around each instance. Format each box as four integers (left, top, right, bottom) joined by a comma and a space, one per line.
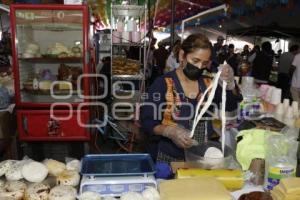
11, 4, 91, 142
11, 4, 90, 107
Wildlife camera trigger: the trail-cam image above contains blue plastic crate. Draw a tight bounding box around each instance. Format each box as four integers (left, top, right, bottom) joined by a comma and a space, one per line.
81, 154, 155, 177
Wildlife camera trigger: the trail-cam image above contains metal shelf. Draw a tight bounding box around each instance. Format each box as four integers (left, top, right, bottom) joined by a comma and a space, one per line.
19, 57, 83, 63
17, 23, 82, 31
112, 5, 145, 17
112, 74, 144, 80
112, 42, 144, 47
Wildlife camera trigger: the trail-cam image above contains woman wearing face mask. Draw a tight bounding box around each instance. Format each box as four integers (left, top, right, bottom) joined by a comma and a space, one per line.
140, 34, 242, 163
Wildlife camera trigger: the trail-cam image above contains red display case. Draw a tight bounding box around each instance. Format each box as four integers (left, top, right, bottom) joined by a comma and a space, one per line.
10, 4, 92, 141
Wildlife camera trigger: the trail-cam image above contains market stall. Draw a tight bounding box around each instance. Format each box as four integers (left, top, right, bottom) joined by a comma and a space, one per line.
1, 0, 300, 199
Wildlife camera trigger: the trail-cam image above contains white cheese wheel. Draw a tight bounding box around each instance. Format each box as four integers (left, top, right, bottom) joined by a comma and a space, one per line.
56, 170, 80, 187
0, 180, 4, 192
24, 183, 50, 200
202, 147, 224, 166
78, 191, 101, 200
43, 159, 66, 177
204, 147, 224, 159
49, 185, 76, 200
66, 160, 81, 172
0, 160, 16, 177
0, 181, 27, 200
22, 161, 48, 183
120, 192, 144, 200
5, 162, 24, 181
142, 187, 160, 200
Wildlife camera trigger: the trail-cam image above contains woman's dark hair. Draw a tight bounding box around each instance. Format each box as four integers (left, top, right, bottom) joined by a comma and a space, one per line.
261, 41, 272, 53
181, 34, 212, 55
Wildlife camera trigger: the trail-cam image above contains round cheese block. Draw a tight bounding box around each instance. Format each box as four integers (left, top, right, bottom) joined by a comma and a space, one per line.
43, 159, 66, 177
0, 180, 5, 192
66, 160, 80, 172
0, 160, 16, 177
24, 183, 50, 200
0, 181, 27, 200
5, 162, 23, 181
120, 192, 144, 200
78, 191, 101, 200
49, 185, 76, 200
142, 187, 160, 200
56, 170, 80, 187
22, 161, 48, 183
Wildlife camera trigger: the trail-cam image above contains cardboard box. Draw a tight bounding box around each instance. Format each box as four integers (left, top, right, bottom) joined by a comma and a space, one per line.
0, 111, 15, 139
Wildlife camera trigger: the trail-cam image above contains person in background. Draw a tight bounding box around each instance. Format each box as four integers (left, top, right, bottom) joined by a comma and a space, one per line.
153, 42, 169, 76
140, 34, 242, 163
277, 45, 299, 100
165, 40, 181, 72
290, 52, 300, 104
276, 49, 283, 60
225, 44, 239, 76
248, 45, 260, 64
148, 38, 158, 84
252, 41, 273, 84
212, 35, 227, 67
241, 45, 250, 58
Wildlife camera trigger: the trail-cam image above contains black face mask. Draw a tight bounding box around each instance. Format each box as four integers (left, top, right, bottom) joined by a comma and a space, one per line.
183, 62, 206, 80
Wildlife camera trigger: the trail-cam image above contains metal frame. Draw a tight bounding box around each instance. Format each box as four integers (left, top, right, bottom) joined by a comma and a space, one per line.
181, 4, 227, 41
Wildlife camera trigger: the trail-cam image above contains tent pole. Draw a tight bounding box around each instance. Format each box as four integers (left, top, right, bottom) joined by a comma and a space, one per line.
171, 0, 175, 47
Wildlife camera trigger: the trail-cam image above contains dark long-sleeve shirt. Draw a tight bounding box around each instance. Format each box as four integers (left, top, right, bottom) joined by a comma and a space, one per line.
140, 70, 243, 160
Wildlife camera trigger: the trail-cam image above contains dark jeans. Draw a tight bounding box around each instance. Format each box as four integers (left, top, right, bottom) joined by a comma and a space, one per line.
277, 73, 291, 100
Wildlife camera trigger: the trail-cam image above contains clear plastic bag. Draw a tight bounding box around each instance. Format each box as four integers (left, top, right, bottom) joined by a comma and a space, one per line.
264, 134, 298, 190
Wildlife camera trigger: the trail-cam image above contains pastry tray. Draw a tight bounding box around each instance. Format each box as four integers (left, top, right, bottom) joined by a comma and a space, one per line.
81, 154, 155, 177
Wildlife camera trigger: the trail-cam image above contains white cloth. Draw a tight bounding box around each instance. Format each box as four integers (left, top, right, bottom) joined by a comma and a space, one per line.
166, 52, 180, 71
278, 52, 294, 74
291, 53, 300, 88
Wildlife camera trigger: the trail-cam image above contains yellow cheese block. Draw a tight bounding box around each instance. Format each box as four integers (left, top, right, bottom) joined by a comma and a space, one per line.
159, 177, 232, 200
176, 168, 244, 190
271, 189, 300, 200
59, 82, 72, 90
280, 177, 300, 195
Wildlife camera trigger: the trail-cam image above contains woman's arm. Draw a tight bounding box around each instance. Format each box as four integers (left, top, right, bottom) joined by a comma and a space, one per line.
140, 76, 166, 135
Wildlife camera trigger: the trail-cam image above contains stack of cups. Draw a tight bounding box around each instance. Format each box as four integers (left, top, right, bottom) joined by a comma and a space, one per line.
283, 99, 290, 110
275, 103, 284, 122
127, 19, 141, 43
270, 88, 282, 105
292, 101, 299, 118
122, 31, 131, 43
284, 106, 294, 127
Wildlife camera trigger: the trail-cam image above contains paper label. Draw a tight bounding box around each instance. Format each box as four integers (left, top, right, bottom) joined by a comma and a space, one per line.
266, 166, 296, 190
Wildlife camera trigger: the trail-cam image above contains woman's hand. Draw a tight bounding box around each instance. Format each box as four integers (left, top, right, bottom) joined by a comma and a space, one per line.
220, 64, 235, 90
162, 126, 197, 149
